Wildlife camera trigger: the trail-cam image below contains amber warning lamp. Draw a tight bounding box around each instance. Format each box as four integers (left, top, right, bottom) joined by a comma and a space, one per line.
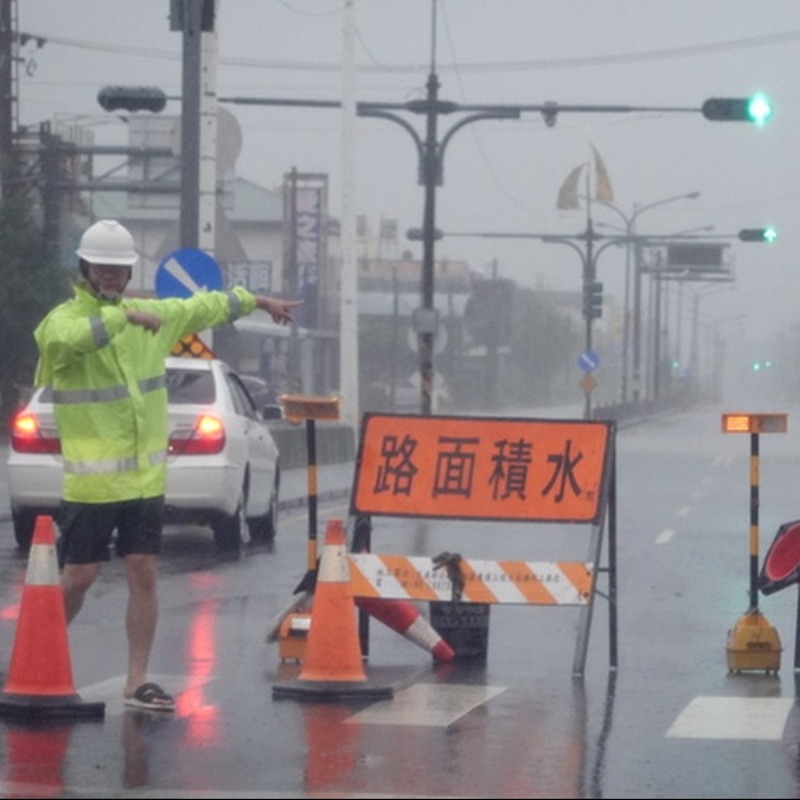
279, 394, 341, 424
721, 412, 788, 434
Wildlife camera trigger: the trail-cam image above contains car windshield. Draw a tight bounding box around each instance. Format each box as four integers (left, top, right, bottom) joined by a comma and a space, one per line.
166, 368, 216, 405
35, 368, 217, 405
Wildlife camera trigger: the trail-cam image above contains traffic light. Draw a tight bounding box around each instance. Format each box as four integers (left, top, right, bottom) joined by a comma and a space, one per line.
702, 93, 773, 125
97, 85, 167, 113
583, 281, 603, 320
739, 227, 778, 243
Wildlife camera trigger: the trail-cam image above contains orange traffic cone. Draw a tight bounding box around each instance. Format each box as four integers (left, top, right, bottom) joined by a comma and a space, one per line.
0, 515, 105, 720
272, 517, 393, 701
356, 597, 455, 662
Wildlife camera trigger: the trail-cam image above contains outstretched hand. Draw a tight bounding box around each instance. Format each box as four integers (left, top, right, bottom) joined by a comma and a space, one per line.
257, 297, 303, 325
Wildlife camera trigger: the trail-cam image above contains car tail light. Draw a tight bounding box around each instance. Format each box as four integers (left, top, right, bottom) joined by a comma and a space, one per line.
169, 415, 226, 455
10, 411, 62, 454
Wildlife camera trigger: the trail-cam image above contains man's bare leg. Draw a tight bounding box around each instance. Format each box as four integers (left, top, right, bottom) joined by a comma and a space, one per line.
123, 553, 159, 698
62, 562, 99, 623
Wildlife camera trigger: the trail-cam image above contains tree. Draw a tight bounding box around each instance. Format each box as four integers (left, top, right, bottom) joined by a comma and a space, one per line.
0, 197, 71, 435
506, 287, 582, 406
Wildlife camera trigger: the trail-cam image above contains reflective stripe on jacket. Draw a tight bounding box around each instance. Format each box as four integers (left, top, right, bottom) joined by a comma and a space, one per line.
33, 283, 257, 504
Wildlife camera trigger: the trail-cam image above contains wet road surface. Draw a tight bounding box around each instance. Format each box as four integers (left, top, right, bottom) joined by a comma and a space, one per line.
2, 406, 800, 797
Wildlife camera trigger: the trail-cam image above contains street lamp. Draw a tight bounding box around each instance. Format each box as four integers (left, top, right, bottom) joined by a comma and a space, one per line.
621, 191, 701, 405
365, 68, 520, 416
689, 284, 737, 398
664, 226, 716, 377
708, 313, 746, 401
585, 192, 701, 404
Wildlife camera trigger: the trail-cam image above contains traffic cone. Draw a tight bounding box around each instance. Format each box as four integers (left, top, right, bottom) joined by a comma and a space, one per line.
356, 597, 455, 662
0, 515, 105, 720
272, 517, 393, 701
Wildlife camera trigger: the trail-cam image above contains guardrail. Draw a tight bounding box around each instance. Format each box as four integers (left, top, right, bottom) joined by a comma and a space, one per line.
269, 422, 356, 470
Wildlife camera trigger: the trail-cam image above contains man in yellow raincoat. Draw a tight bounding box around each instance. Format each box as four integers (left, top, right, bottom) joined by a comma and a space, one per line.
34, 219, 301, 711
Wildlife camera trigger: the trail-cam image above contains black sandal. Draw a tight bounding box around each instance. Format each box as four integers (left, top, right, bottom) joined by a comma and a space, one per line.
124, 682, 175, 711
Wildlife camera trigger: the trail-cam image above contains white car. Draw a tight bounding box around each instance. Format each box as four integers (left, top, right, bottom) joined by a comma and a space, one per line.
7, 357, 282, 552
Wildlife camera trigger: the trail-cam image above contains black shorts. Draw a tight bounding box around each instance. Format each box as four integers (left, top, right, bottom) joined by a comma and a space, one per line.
56, 496, 165, 567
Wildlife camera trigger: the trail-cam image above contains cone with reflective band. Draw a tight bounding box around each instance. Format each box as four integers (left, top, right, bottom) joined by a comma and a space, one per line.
356, 597, 455, 662
0, 515, 105, 720
272, 517, 393, 701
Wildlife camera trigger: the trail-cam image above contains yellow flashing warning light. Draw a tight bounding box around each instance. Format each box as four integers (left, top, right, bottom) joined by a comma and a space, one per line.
171, 333, 215, 360
721, 413, 788, 434
280, 394, 341, 424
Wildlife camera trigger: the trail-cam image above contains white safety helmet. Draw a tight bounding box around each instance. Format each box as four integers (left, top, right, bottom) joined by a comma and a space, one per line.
76, 219, 138, 267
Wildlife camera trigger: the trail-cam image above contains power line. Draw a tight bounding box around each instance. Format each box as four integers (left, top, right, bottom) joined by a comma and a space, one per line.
18, 27, 800, 75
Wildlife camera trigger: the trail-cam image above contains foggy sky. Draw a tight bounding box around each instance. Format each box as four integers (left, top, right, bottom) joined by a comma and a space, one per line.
17, 1, 800, 365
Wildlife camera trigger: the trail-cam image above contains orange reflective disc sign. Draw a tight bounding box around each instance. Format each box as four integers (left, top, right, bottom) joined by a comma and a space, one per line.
351, 413, 612, 523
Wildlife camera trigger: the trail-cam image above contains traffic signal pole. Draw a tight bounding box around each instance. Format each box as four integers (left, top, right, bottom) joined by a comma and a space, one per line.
446, 226, 773, 417
97, 19, 772, 418
213, 93, 723, 415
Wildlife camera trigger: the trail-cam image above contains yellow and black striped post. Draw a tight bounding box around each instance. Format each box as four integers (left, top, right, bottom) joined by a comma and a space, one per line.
281, 394, 341, 593
748, 429, 760, 611
721, 412, 787, 673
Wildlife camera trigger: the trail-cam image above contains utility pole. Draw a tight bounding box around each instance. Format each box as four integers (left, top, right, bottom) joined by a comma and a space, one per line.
0, 0, 16, 198
339, 0, 359, 430
170, 0, 217, 253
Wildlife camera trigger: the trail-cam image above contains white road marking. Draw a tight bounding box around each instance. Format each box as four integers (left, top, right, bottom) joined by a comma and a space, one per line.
347, 682, 506, 727
655, 528, 674, 544
676, 506, 690, 517
667, 696, 793, 740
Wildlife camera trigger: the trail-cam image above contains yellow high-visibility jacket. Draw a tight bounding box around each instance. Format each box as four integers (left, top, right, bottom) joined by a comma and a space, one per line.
33, 283, 257, 504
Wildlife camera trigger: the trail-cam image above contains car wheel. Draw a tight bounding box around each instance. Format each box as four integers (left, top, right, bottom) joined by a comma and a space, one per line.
249, 469, 279, 544
213, 484, 246, 551
12, 509, 36, 552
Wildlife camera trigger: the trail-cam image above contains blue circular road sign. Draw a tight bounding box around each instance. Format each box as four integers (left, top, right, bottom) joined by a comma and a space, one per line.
155, 248, 223, 299
578, 350, 600, 373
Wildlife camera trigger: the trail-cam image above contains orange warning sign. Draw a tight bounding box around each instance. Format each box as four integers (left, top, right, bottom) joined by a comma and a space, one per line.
351, 413, 612, 523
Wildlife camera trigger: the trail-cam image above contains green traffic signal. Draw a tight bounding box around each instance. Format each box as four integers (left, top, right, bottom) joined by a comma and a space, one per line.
747, 92, 773, 126
739, 227, 778, 243
702, 93, 773, 125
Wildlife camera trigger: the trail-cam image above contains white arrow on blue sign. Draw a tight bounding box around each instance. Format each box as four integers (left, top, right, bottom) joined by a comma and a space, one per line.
155, 248, 223, 299
578, 350, 600, 373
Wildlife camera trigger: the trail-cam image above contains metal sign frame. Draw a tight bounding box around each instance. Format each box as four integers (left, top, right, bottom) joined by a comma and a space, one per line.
349, 412, 618, 676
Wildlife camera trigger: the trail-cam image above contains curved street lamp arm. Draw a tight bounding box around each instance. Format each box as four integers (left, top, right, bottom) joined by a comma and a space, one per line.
631, 191, 701, 226
437, 110, 521, 182
356, 109, 425, 182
